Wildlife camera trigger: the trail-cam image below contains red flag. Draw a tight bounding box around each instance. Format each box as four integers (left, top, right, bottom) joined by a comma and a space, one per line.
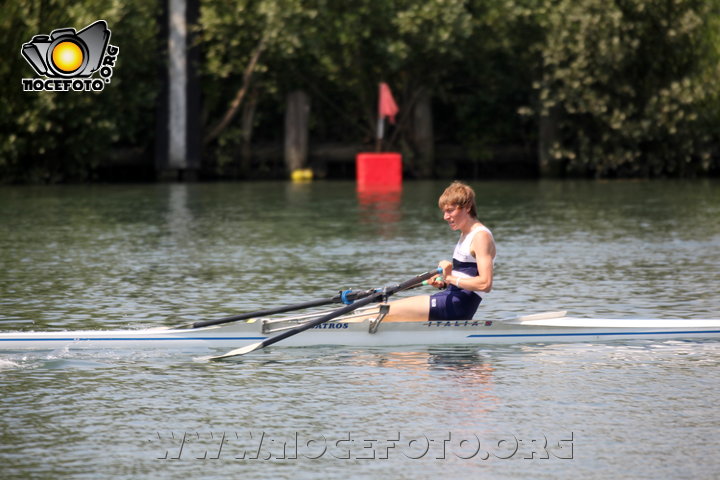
378, 82, 399, 124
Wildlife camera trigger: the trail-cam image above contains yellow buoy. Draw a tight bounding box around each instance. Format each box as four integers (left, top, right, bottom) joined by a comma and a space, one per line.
291, 168, 313, 182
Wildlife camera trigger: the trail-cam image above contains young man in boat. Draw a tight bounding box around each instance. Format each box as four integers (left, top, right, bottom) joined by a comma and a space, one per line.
383, 181, 496, 322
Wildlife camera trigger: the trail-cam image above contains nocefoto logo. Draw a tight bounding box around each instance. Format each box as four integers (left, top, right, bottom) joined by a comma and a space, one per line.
21, 20, 119, 92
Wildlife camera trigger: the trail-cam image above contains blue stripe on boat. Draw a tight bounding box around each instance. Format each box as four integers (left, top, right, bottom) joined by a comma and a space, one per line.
466, 330, 720, 338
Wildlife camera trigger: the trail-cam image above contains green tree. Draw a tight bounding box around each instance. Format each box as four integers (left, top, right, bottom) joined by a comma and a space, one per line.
528, 0, 720, 177
3, 0, 719, 182
0, 0, 160, 183
298, 0, 475, 146
197, 0, 315, 174
436, 0, 546, 166
197, 0, 476, 176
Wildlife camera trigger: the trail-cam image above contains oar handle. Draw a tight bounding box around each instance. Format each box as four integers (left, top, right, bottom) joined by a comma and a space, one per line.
385, 267, 443, 295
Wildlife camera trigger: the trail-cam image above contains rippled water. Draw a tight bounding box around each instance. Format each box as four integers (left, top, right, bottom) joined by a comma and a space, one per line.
1, 180, 719, 479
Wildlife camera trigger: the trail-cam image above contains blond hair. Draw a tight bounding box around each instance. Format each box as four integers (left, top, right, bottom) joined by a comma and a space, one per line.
438, 181, 478, 218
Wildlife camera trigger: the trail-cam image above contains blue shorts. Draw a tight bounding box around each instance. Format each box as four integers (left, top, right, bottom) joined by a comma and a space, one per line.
429, 287, 482, 321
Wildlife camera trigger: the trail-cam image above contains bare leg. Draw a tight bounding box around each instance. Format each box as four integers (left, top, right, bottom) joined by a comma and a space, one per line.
344, 295, 430, 323
381, 295, 430, 322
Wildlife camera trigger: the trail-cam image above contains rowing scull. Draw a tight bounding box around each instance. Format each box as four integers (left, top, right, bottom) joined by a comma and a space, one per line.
2, 311, 720, 352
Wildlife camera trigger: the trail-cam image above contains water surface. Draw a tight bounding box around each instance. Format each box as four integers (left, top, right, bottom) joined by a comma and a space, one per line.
1, 180, 719, 479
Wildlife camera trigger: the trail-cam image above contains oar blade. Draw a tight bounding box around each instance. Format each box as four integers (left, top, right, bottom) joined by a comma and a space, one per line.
205, 341, 264, 361
194, 341, 263, 361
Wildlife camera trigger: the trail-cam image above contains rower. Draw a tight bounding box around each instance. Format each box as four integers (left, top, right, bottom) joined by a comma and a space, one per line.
361, 181, 496, 324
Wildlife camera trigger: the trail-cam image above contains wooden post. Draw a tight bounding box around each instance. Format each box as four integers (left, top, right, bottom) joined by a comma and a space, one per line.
238, 89, 258, 176
157, 0, 200, 181
284, 90, 310, 174
412, 87, 434, 178
167, 0, 186, 173
539, 106, 562, 177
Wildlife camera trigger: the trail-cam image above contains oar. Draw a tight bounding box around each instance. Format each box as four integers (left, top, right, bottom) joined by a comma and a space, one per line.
203, 268, 441, 361
190, 288, 379, 329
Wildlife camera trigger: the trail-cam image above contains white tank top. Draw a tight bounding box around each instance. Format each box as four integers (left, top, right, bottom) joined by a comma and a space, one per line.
451, 225, 494, 297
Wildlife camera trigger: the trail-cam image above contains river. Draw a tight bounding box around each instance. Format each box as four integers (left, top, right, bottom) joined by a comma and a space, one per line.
1, 180, 719, 479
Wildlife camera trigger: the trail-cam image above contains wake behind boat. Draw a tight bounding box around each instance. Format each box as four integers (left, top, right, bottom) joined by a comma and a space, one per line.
2, 309, 720, 353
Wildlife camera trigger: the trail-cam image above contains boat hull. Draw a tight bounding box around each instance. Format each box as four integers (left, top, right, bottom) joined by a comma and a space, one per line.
2, 315, 720, 351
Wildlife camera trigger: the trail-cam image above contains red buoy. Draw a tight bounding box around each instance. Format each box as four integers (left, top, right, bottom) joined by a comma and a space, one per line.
356, 152, 402, 191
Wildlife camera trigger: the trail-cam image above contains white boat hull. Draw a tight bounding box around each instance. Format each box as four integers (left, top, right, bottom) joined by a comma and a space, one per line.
2, 312, 720, 351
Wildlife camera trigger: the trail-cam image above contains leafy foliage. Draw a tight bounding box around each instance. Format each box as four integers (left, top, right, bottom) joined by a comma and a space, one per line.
0, 0, 159, 182
526, 0, 720, 176
1, 0, 718, 181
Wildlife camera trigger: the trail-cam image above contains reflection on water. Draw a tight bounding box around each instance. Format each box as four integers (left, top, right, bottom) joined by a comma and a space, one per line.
426, 349, 500, 421
357, 188, 403, 237
166, 183, 192, 245
427, 346, 495, 374
371, 346, 494, 379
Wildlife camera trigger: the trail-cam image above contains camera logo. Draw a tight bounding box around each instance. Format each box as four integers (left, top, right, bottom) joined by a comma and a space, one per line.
21, 20, 119, 92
